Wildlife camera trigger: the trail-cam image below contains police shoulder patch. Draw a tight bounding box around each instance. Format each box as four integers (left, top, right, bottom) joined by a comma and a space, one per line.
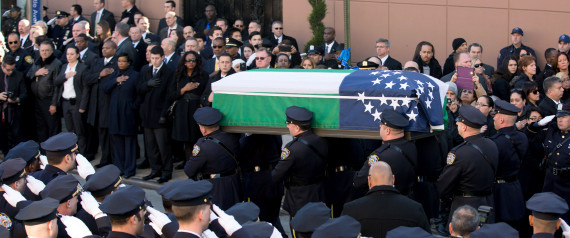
281, 148, 290, 160
192, 145, 200, 157
446, 153, 456, 165
0, 213, 12, 230
25, 55, 33, 64
368, 154, 379, 165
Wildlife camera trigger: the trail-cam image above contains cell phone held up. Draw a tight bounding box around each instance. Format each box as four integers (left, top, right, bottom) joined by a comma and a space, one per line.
279, 45, 292, 53
456, 66, 474, 91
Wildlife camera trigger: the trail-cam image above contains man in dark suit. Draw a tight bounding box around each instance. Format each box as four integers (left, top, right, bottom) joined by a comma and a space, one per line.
539, 76, 565, 116
200, 26, 223, 62
130, 26, 147, 71
194, 4, 217, 35
343, 162, 430, 238
320, 27, 341, 68
137, 16, 160, 44
120, 0, 142, 26
90, 0, 116, 37
76, 34, 99, 67
69, 4, 89, 26
263, 21, 299, 52
0, 55, 27, 153
113, 22, 138, 70
159, 11, 184, 47
17, 19, 32, 49
157, 1, 184, 36
161, 38, 179, 71
202, 37, 225, 75
375, 38, 402, 70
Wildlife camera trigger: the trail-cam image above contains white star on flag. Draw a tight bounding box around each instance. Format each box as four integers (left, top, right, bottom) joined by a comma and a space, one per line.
390, 100, 400, 110
392, 71, 402, 75
379, 94, 389, 105
385, 81, 395, 89
427, 82, 434, 90
357, 92, 366, 103
399, 82, 409, 90
364, 101, 374, 113
415, 80, 424, 86
407, 109, 418, 121
372, 78, 382, 85
401, 97, 412, 107
381, 73, 391, 78
417, 86, 424, 94
428, 91, 433, 99
370, 71, 380, 75
398, 75, 407, 81
372, 109, 382, 121
425, 99, 432, 108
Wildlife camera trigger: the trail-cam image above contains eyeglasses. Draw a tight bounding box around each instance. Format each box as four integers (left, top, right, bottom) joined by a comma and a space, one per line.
255, 57, 266, 61
8, 41, 18, 45
274, 27, 283, 30
212, 45, 224, 49
474, 63, 484, 68
185, 59, 197, 63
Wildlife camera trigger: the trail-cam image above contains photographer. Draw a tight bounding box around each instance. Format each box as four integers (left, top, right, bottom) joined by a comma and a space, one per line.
0, 55, 27, 155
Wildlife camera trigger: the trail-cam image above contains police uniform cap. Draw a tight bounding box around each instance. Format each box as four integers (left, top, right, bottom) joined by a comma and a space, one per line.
157, 179, 189, 198
193, 107, 223, 126
357, 60, 379, 70
0, 158, 27, 184
469, 222, 518, 238
290, 202, 330, 233
43, 6, 48, 11
242, 221, 275, 238
4, 140, 41, 165
456, 105, 486, 129
40, 174, 81, 203
556, 102, 570, 117
312, 215, 361, 238
381, 109, 409, 129
511, 27, 524, 36
307, 45, 321, 55
286, 106, 313, 125
56, 11, 70, 18
83, 165, 122, 197
386, 226, 434, 238
226, 37, 242, 48
15, 198, 59, 225
560, 34, 570, 44
226, 202, 260, 224
161, 180, 213, 206
494, 99, 520, 116
526, 192, 569, 220
40, 132, 78, 157
100, 185, 146, 217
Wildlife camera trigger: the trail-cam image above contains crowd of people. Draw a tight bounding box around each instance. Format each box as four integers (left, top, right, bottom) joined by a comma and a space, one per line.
1, 0, 570, 237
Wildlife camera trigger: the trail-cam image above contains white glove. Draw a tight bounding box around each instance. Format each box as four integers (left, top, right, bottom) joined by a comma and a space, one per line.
26, 176, 46, 195
2, 10, 10, 17
149, 222, 163, 236
47, 17, 56, 26
60, 215, 93, 238
146, 206, 171, 230
270, 227, 281, 238
538, 115, 556, 126
39, 155, 48, 170
76, 154, 95, 180
561, 218, 570, 238
212, 204, 241, 236
203, 229, 219, 238
210, 208, 219, 223
80, 192, 105, 219
2, 185, 25, 207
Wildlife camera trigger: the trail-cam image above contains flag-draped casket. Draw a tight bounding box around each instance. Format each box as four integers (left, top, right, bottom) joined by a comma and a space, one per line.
212, 69, 449, 139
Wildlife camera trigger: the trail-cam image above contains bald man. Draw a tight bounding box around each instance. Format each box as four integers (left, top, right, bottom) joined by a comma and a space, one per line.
342, 162, 430, 238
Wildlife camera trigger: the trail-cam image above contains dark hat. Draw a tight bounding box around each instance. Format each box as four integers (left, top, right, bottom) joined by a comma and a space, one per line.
100, 185, 146, 217
557, 102, 570, 117
55, 11, 70, 19
526, 192, 569, 220
161, 180, 213, 206
242, 222, 275, 238
40, 132, 78, 157
4, 140, 41, 165
456, 105, 487, 129
452, 38, 466, 51
494, 99, 520, 116
83, 165, 122, 197
381, 108, 409, 129
290, 202, 330, 233
0, 158, 27, 184
226, 202, 260, 224
226, 37, 242, 48
157, 179, 188, 198
15, 198, 59, 225
286, 106, 313, 125
560, 34, 570, 44
312, 215, 361, 238
511, 27, 524, 36
469, 222, 518, 238
357, 60, 379, 70
307, 45, 321, 55
386, 226, 434, 238
40, 174, 81, 203
193, 107, 223, 126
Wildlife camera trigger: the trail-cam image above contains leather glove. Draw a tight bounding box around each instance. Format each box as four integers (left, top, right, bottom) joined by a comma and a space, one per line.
149, 222, 163, 236
80, 192, 105, 219
39, 155, 48, 170
147, 78, 161, 87
26, 175, 46, 195
60, 215, 93, 238
538, 115, 556, 126
212, 204, 241, 236
203, 229, 219, 238
146, 206, 171, 231
561, 218, 570, 238
2, 185, 25, 208
76, 154, 95, 180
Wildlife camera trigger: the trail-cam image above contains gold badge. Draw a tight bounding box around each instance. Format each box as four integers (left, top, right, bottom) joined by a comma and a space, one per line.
446, 153, 456, 165
25, 55, 33, 64
281, 148, 290, 160
192, 145, 200, 157
0, 213, 12, 230
368, 154, 379, 165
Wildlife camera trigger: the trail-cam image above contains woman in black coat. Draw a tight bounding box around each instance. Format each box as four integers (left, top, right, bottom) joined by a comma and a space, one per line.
413, 41, 443, 79
169, 51, 208, 158
104, 53, 141, 178
492, 56, 518, 101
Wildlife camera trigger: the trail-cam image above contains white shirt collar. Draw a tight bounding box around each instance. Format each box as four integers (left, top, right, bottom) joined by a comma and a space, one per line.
104, 56, 113, 64
380, 55, 389, 65
165, 52, 175, 62
74, 16, 80, 21
79, 48, 88, 58
274, 35, 283, 43
325, 41, 335, 53
98, 8, 105, 14
170, 24, 178, 30
154, 62, 164, 72
117, 37, 128, 47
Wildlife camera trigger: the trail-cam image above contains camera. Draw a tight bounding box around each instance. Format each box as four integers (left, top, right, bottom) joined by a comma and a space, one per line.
5, 91, 14, 100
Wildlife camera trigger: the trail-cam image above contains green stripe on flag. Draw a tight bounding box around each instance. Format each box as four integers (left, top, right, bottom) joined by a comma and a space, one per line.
213, 93, 340, 129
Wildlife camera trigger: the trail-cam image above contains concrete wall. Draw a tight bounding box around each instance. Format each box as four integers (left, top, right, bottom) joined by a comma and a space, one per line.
283, 0, 570, 69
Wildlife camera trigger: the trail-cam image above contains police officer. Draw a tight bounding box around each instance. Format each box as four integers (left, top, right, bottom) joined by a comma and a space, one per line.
437, 105, 499, 222
99, 185, 147, 238
5, 33, 34, 74
50, 11, 72, 50
29, 132, 78, 185
290, 202, 331, 238
14, 198, 60, 238
354, 108, 417, 196
525, 102, 570, 222
526, 192, 569, 238
81, 164, 123, 235
271, 106, 328, 222
0, 158, 27, 234
489, 100, 528, 226
184, 107, 241, 210
4, 140, 42, 173
311, 215, 361, 238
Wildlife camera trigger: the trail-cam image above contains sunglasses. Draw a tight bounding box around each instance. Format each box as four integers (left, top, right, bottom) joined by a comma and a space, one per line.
185, 59, 197, 63
8, 41, 18, 45
255, 57, 266, 61
474, 63, 484, 68
212, 45, 224, 49
532, 89, 539, 94
234, 25, 243, 27
274, 27, 283, 30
